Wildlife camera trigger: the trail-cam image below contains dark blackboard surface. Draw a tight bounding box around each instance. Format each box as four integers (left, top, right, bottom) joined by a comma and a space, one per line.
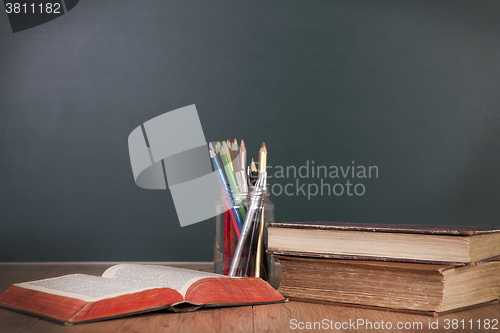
1, 0, 499, 261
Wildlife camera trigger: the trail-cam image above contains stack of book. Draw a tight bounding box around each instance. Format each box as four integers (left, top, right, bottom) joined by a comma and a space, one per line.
267, 222, 500, 315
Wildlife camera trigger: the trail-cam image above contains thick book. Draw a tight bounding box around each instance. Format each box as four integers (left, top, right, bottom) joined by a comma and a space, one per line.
276, 254, 500, 314
268, 222, 500, 265
0, 264, 284, 325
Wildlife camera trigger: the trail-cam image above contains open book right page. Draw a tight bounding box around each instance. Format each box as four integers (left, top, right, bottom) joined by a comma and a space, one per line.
102, 264, 284, 307
102, 264, 224, 299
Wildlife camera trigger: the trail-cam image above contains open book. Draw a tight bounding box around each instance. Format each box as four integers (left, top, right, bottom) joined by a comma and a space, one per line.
0, 264, 285, 325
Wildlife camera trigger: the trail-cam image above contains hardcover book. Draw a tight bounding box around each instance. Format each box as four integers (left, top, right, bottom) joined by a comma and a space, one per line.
0, 264, 284, 325
268, 222, 500, 265
276, 255, 500, 314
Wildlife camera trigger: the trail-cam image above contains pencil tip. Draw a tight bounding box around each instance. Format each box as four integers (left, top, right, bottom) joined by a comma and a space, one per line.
239, 139, 246, 152
250, 158, 257, 172
259, 142, 267, 154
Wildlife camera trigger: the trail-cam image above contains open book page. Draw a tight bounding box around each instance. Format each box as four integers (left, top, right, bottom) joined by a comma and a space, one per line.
102, 264, 227, 298
15, 274, 163, 302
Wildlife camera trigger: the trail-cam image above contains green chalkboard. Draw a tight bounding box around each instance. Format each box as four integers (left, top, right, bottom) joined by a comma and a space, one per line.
1, 0, 499, 261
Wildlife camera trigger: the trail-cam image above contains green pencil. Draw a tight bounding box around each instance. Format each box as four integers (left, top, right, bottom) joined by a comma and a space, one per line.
221, 142, 246, 221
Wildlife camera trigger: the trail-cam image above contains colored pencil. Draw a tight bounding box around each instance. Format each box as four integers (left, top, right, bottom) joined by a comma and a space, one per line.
230, 214, 237, 264
224, 210, 230, 275
231, 139, 240, 172
255, 142, 267, 278
224, 140, 234, 172
239, 139, 247, 174
235, 139, 248, 192
220, 143, 247, 221
209, 144, 244, 233
249, 159, 258, 186
214, 142, 229, 183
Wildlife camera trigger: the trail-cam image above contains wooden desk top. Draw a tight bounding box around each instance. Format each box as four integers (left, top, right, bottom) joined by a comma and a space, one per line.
1, 263, 498, 333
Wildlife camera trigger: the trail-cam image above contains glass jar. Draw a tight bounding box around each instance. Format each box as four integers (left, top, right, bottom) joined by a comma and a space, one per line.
214, 185, 278, 287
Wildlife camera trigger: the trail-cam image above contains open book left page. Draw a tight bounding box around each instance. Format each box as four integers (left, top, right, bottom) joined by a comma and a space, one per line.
0, 272, 185, 324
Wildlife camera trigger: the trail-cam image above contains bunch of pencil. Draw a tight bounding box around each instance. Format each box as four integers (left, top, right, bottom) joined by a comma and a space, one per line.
208, 139, 268, 279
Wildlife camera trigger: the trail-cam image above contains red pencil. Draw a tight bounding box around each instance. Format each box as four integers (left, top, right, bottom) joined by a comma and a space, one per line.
223, 210, 230, 275
226, 203, 241, 238
230, 215, 236, 267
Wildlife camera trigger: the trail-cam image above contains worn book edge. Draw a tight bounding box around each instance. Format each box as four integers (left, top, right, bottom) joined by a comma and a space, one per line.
267, 222, 500, 235
286, 298, 500, 317
272, 253, 456, 271
269, 251, 500, 266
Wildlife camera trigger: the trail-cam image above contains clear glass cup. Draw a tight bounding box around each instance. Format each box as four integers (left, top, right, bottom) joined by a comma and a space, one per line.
213, 185, 278, 288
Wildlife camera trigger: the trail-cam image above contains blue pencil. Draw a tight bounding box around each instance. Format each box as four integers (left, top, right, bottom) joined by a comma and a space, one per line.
209, 145, 244, 232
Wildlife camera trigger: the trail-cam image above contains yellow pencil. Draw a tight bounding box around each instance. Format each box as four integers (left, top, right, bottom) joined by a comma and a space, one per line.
223, 141, 234, 172
255, 142, 267, 278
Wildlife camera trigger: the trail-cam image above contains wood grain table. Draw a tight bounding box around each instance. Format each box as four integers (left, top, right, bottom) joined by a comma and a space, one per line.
1, 263, 498, 333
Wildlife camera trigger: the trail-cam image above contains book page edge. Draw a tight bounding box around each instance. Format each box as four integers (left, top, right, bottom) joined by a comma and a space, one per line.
179, 275, 243, 299
15, 277, 164, 303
